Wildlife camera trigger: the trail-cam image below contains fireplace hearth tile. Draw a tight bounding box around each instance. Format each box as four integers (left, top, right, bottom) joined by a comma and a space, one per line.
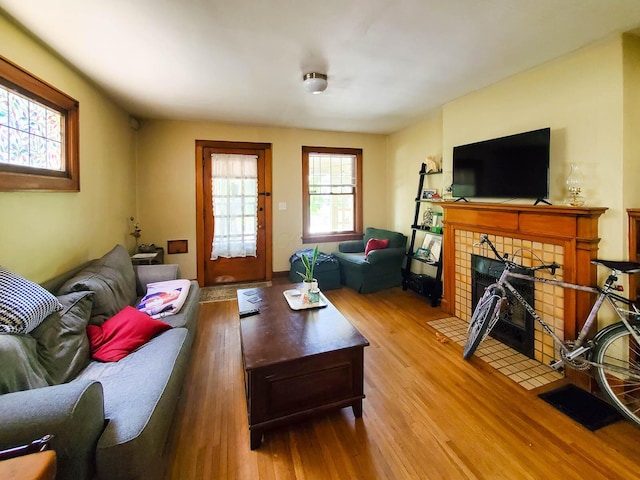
428, 317, 563, 390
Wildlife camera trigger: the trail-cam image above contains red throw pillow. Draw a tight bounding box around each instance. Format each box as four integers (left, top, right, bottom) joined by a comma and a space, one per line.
86, 306, 171, 362
365, 238, 390, 258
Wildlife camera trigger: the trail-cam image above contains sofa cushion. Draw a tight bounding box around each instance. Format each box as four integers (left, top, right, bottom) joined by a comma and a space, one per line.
134, 264, 179, 296
363, 227, 407, 249
30, 291, 94, 385
75, 328, 191, 480
58, 245, 137, 325
87, 306, 171, 362
365, 238, 389, 258
0, 333, 50, 394
0, 266, 63, 334
337, 240, 365, 254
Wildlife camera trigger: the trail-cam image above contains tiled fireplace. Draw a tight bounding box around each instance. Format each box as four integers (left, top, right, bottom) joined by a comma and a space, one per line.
454, 230, 564, 365
440, 202, 607, 387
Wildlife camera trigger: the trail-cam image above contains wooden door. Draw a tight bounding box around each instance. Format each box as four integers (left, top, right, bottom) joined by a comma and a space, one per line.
196, 141, 272, 286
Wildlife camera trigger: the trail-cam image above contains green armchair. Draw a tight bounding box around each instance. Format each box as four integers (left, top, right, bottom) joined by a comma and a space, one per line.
333, 227, 407, 293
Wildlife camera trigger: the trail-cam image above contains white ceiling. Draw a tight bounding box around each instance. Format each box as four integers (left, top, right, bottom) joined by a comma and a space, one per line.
2, 0, 640, 134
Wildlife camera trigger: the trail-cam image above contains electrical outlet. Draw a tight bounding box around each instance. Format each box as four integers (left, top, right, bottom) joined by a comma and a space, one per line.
279, 202, 287, 211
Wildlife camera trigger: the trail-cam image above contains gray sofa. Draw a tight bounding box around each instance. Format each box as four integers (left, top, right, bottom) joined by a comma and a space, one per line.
0, 245, 200, 480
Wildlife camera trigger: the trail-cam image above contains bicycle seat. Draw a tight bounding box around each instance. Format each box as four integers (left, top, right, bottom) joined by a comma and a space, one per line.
592, 259, 640, 273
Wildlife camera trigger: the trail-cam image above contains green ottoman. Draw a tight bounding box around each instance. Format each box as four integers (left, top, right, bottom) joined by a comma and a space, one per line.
288, 250, 341, 291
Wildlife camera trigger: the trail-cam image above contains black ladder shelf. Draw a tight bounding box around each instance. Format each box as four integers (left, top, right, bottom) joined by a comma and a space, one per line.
402, 162, 443, 306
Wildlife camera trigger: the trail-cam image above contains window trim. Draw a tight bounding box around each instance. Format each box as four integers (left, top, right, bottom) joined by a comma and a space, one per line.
302, 146, 363, 244
0, 55, 80, 192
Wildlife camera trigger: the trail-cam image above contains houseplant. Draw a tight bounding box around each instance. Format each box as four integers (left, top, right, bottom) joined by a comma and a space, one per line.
297, 245, 319, 295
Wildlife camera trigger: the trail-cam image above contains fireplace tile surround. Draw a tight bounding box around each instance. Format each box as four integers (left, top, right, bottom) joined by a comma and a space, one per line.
454, 230, 565, 365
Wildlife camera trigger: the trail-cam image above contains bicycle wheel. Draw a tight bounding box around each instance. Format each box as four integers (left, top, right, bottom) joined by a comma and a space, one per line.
593, 322, 640, 427
463, 286, 502, 360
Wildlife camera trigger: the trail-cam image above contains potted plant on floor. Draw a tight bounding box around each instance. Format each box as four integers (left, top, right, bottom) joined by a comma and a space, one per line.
297, 245, 319, 301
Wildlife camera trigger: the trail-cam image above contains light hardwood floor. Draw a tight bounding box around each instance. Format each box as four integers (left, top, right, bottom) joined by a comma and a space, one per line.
164, 284, 640, 480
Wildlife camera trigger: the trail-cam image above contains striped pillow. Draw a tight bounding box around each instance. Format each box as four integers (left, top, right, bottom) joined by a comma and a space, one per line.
0, 266, 63, 334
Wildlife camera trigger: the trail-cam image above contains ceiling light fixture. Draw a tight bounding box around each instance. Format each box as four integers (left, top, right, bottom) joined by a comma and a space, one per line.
302, 72, 328, 94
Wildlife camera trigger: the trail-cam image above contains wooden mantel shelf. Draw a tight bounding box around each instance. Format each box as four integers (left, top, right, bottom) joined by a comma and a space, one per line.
440, 202, 607, 337
440, 202, 607, 240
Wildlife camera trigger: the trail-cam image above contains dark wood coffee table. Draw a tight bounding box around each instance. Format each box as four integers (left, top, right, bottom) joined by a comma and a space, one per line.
237, 283, 369, 449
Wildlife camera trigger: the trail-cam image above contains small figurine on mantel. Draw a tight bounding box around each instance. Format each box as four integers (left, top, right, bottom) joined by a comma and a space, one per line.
425, 155, 442, 174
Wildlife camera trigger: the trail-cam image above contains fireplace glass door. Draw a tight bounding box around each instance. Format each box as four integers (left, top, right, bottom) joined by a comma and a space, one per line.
471, 254, 535, 358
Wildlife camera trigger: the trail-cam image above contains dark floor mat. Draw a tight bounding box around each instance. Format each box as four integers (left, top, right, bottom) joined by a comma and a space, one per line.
538, 384, 622, 431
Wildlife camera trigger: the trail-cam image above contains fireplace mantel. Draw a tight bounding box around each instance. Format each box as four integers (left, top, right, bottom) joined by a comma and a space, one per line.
440, 202, 607, 341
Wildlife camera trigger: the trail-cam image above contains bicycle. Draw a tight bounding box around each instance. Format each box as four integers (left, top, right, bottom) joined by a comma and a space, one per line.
463, 234, 640, 427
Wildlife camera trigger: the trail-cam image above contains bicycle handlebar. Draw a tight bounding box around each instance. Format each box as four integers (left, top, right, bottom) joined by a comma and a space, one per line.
474, 234, 560, 274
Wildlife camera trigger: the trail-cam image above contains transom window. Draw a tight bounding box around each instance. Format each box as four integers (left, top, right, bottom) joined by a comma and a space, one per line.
0, 56, 79, 191
302, 146, 363, 243
0, 87, 64, 171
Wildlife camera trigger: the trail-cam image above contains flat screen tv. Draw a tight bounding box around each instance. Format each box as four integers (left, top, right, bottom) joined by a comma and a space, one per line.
452, 128, 550, 200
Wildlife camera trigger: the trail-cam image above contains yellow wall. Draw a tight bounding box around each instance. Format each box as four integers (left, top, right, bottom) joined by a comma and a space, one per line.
444, 36, 625, 259
390, 35, 629, 261
387, 109, 443, 235
0, 15, 137, 282
136, 120, 388, 279
387, 110, 443, 277
623, 34, 640, 215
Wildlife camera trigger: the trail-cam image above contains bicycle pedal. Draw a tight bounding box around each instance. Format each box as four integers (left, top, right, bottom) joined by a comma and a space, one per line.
549, 360, 564, 371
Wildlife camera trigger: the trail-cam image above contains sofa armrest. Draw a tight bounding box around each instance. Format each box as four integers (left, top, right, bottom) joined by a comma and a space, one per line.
135, 264, 180, 295
338, 240, 365, 253
0, 380, 105, 480
367, 247, 406, 265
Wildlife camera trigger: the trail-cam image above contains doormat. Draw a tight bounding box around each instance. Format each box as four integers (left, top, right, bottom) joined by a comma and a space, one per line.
538, 383, 622, 431
199, 281, 272, 303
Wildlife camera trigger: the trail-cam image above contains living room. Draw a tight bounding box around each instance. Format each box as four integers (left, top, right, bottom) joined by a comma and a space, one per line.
1, 6, 639, 281
2, 2, 640, 479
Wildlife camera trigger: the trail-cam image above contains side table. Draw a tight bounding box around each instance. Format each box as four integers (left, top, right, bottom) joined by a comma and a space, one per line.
131, 246, 164, 265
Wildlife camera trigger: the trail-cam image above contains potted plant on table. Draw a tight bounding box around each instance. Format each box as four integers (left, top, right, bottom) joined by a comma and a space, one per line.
297, 245, 320, 301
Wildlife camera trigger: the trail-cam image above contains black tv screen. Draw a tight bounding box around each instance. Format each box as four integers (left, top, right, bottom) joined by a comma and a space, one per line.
452, 128, 550, 199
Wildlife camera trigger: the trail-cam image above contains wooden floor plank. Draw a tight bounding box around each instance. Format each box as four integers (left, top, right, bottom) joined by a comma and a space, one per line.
164, 284, 640, 479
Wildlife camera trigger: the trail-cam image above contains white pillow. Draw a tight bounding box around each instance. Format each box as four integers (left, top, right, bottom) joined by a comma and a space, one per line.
0, 266, 63, 333
136, 279, 191, 319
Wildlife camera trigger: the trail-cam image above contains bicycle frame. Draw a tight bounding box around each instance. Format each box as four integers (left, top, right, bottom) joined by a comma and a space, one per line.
493, 266, 640, 360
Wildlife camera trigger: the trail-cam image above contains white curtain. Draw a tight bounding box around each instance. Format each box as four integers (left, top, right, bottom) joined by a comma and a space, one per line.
210, 153, 258, 260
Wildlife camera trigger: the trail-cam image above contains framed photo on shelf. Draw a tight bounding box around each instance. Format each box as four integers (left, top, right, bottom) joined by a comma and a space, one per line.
418, 233, 442, 263
421, 189, 437, 200
414, 247, 431, 260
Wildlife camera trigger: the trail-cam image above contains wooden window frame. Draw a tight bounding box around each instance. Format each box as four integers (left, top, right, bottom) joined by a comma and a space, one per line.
302, 146, 363, 244
0, 55, 80, 192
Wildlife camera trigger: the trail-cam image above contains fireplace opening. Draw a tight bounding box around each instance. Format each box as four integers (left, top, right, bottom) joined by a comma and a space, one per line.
471, 254, 535, 358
